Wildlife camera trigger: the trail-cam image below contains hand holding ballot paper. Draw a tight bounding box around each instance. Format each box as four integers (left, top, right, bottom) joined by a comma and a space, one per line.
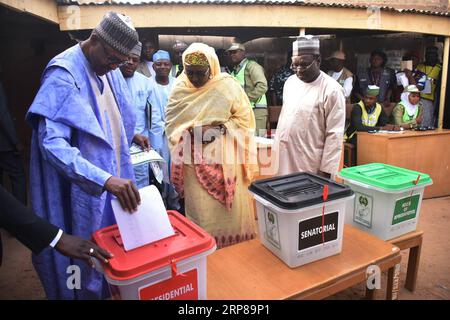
130, 144, 166, 184
111, 185, 175, 251
104, 176, 141, 213
130, 144, 165, 166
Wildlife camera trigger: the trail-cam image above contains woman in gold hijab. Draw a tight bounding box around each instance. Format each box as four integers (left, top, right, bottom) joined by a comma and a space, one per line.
165, 43, 258, 249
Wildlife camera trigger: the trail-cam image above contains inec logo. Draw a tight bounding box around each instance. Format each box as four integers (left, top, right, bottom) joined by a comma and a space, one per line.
359, 195, 368, 207
265, 210, 281, 249
354, 192, 373, 228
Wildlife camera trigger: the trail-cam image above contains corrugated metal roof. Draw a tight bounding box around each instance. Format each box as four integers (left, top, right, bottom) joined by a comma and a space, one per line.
56, 0, 450, 17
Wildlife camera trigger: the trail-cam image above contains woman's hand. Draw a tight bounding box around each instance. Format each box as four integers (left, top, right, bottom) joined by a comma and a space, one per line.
202, 125, 226, 144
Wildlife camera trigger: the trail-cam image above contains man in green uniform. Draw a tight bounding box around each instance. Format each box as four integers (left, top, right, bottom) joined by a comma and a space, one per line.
227, 43, 268, 136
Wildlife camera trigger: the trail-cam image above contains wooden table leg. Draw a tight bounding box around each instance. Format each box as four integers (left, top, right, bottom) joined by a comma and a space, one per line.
386, 263, 401, 300
405, 236, 423, 292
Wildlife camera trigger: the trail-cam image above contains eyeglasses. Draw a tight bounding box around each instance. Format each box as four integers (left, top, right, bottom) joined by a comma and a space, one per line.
185, 68, 210, 78
291, 58, 318, 72
99, 40, 129, 68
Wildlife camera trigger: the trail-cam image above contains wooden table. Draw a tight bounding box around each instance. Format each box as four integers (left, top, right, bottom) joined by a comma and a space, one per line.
357, 129, 450, 198
207, 225, 402, 300
388, 230, 424, 292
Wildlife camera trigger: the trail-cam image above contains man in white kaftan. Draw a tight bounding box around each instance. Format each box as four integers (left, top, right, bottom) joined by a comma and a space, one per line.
274, 36, 345, 178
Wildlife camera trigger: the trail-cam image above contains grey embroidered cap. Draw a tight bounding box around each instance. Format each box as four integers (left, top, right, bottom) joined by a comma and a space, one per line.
130, 41, 142, 57
292, 35, 320, 56
94, 11, 139, 56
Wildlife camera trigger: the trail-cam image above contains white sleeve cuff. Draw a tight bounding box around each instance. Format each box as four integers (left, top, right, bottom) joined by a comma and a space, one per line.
343, 77, 353, 98
49, 229, 63, 248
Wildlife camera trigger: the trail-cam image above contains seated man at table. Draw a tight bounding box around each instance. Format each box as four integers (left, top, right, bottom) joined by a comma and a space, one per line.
345, 85, 399, 146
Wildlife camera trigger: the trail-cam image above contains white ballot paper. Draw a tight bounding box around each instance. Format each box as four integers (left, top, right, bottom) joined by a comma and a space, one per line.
130, 146, 165, 166
377, 130, 406, 134
111, 185, 175, 251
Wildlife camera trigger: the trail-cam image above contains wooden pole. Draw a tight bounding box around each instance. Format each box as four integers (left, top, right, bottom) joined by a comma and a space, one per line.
438, 37, 449, 129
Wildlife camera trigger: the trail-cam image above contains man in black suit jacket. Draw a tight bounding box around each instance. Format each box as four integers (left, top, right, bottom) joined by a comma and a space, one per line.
0, 185, 112, 267
0, 81, 27, 205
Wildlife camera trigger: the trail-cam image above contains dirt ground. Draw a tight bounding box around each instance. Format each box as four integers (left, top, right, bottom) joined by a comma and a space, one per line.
1, 196, 449, 300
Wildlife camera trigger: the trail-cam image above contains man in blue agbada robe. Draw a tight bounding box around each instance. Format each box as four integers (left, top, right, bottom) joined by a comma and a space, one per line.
120, 47, 179, 209
120, 41, 153, 189
26, 12, 149, 300
147, 50, 180, 210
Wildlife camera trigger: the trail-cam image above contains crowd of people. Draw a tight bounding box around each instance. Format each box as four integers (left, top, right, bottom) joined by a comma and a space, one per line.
0, 11, 444, 300
323, 47, 442, 146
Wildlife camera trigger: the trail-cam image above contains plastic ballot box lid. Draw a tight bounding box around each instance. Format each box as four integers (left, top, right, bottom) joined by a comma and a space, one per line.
338, 163, 432, 192
93, 210, 216, 281
249, 172, 353, 210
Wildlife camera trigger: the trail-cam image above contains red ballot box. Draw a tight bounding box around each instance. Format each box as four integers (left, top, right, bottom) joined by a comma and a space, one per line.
93, 210, 216, 300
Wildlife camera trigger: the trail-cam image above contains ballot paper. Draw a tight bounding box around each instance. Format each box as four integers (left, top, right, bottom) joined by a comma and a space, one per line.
376, 130, 406, 134
111, 185, 175, 251
150, 161, 164, 184
396, 72, 409, 87
130, 145, 165, 166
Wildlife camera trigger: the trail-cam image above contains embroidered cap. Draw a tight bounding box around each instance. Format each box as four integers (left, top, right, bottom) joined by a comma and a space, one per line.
94, 11, 139, 56
292, 35, 320, 56
153, 50, 171, 62
184, 51, 209, 67
129, 41, 142, 57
